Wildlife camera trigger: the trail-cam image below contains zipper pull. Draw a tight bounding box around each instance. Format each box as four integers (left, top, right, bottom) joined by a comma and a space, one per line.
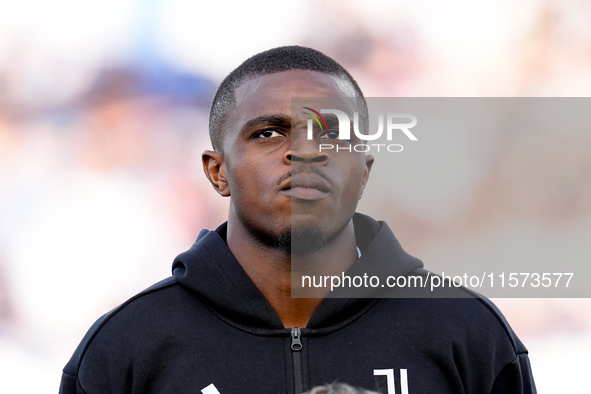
290, 327, 302, 351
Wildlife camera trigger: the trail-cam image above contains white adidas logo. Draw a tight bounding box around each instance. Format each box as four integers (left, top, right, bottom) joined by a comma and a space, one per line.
201, 383, 221, 394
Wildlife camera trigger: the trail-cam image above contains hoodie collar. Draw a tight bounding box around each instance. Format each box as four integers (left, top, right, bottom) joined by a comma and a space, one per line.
172, 213, 423, 333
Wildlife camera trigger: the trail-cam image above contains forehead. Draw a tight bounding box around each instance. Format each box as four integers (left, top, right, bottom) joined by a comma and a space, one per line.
231, 69, 356, 121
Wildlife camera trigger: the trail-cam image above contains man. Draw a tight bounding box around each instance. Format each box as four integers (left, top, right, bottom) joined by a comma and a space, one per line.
60, 46, 536, 393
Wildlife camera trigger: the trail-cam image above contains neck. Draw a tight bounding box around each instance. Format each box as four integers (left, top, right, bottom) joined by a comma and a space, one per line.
226, 211, 358, 328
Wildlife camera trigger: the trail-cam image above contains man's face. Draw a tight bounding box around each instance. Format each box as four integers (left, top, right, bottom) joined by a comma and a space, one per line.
208, 69, 373, 253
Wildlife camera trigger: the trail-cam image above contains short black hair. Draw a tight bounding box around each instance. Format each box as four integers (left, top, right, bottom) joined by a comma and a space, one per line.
208, 45, 365, 151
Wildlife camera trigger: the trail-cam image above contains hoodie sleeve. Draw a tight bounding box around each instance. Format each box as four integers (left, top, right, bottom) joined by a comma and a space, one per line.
491, 352, 537, 394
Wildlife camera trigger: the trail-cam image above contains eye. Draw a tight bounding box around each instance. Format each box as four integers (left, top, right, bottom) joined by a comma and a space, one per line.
254, 129, 284, 139
319, 130, 340, 140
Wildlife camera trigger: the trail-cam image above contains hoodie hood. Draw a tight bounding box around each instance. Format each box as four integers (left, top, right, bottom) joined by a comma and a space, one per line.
171, 213, 423, 333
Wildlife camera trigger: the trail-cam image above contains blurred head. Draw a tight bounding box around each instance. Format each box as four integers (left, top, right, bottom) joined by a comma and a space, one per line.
304, 383, 381, 394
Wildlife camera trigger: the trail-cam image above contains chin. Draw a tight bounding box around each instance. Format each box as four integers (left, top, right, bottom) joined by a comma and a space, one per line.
249, 213, 348, 255
267, 224, 327, 255
290, 226, 329, 255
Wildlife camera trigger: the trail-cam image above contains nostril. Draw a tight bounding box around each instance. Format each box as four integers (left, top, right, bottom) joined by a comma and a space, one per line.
311, 156, 327, 163
289, 155, 304, 162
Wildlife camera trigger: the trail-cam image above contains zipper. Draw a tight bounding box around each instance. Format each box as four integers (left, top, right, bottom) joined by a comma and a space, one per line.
290, 327, 303, 394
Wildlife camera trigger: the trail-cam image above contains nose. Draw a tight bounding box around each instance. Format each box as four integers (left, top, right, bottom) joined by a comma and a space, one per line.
283, 131, 329, 165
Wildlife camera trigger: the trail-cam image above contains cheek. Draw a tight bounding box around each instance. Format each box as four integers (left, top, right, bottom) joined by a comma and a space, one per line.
341, 164, 367, 201
224, 157, 248, 198
226, 158, 270, 203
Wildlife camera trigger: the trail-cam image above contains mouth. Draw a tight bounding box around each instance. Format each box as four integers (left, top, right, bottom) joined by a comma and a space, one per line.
279, 175, 331, 201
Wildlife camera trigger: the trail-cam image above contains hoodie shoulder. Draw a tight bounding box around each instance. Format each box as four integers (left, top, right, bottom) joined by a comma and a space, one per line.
62, 277, 179, 377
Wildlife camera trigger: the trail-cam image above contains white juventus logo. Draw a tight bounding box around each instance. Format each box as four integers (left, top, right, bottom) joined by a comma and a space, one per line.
374, 369, 409, 394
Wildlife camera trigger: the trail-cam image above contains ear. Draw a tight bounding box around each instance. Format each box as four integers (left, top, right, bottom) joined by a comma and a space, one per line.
202, 150, 231, 197
359, 154, 374, 199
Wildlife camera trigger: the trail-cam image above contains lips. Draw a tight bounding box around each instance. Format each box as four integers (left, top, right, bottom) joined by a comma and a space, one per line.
279, 174, 331, 201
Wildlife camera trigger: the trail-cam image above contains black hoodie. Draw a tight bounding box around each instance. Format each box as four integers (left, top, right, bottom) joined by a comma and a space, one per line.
60, 214, 536, 393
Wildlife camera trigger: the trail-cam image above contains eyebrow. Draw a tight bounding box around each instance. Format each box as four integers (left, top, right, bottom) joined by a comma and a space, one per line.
321, 114, 341, 128
241, 114, 292, 133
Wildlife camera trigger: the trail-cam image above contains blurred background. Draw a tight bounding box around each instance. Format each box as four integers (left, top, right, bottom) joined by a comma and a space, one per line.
0, 0, 590, 392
